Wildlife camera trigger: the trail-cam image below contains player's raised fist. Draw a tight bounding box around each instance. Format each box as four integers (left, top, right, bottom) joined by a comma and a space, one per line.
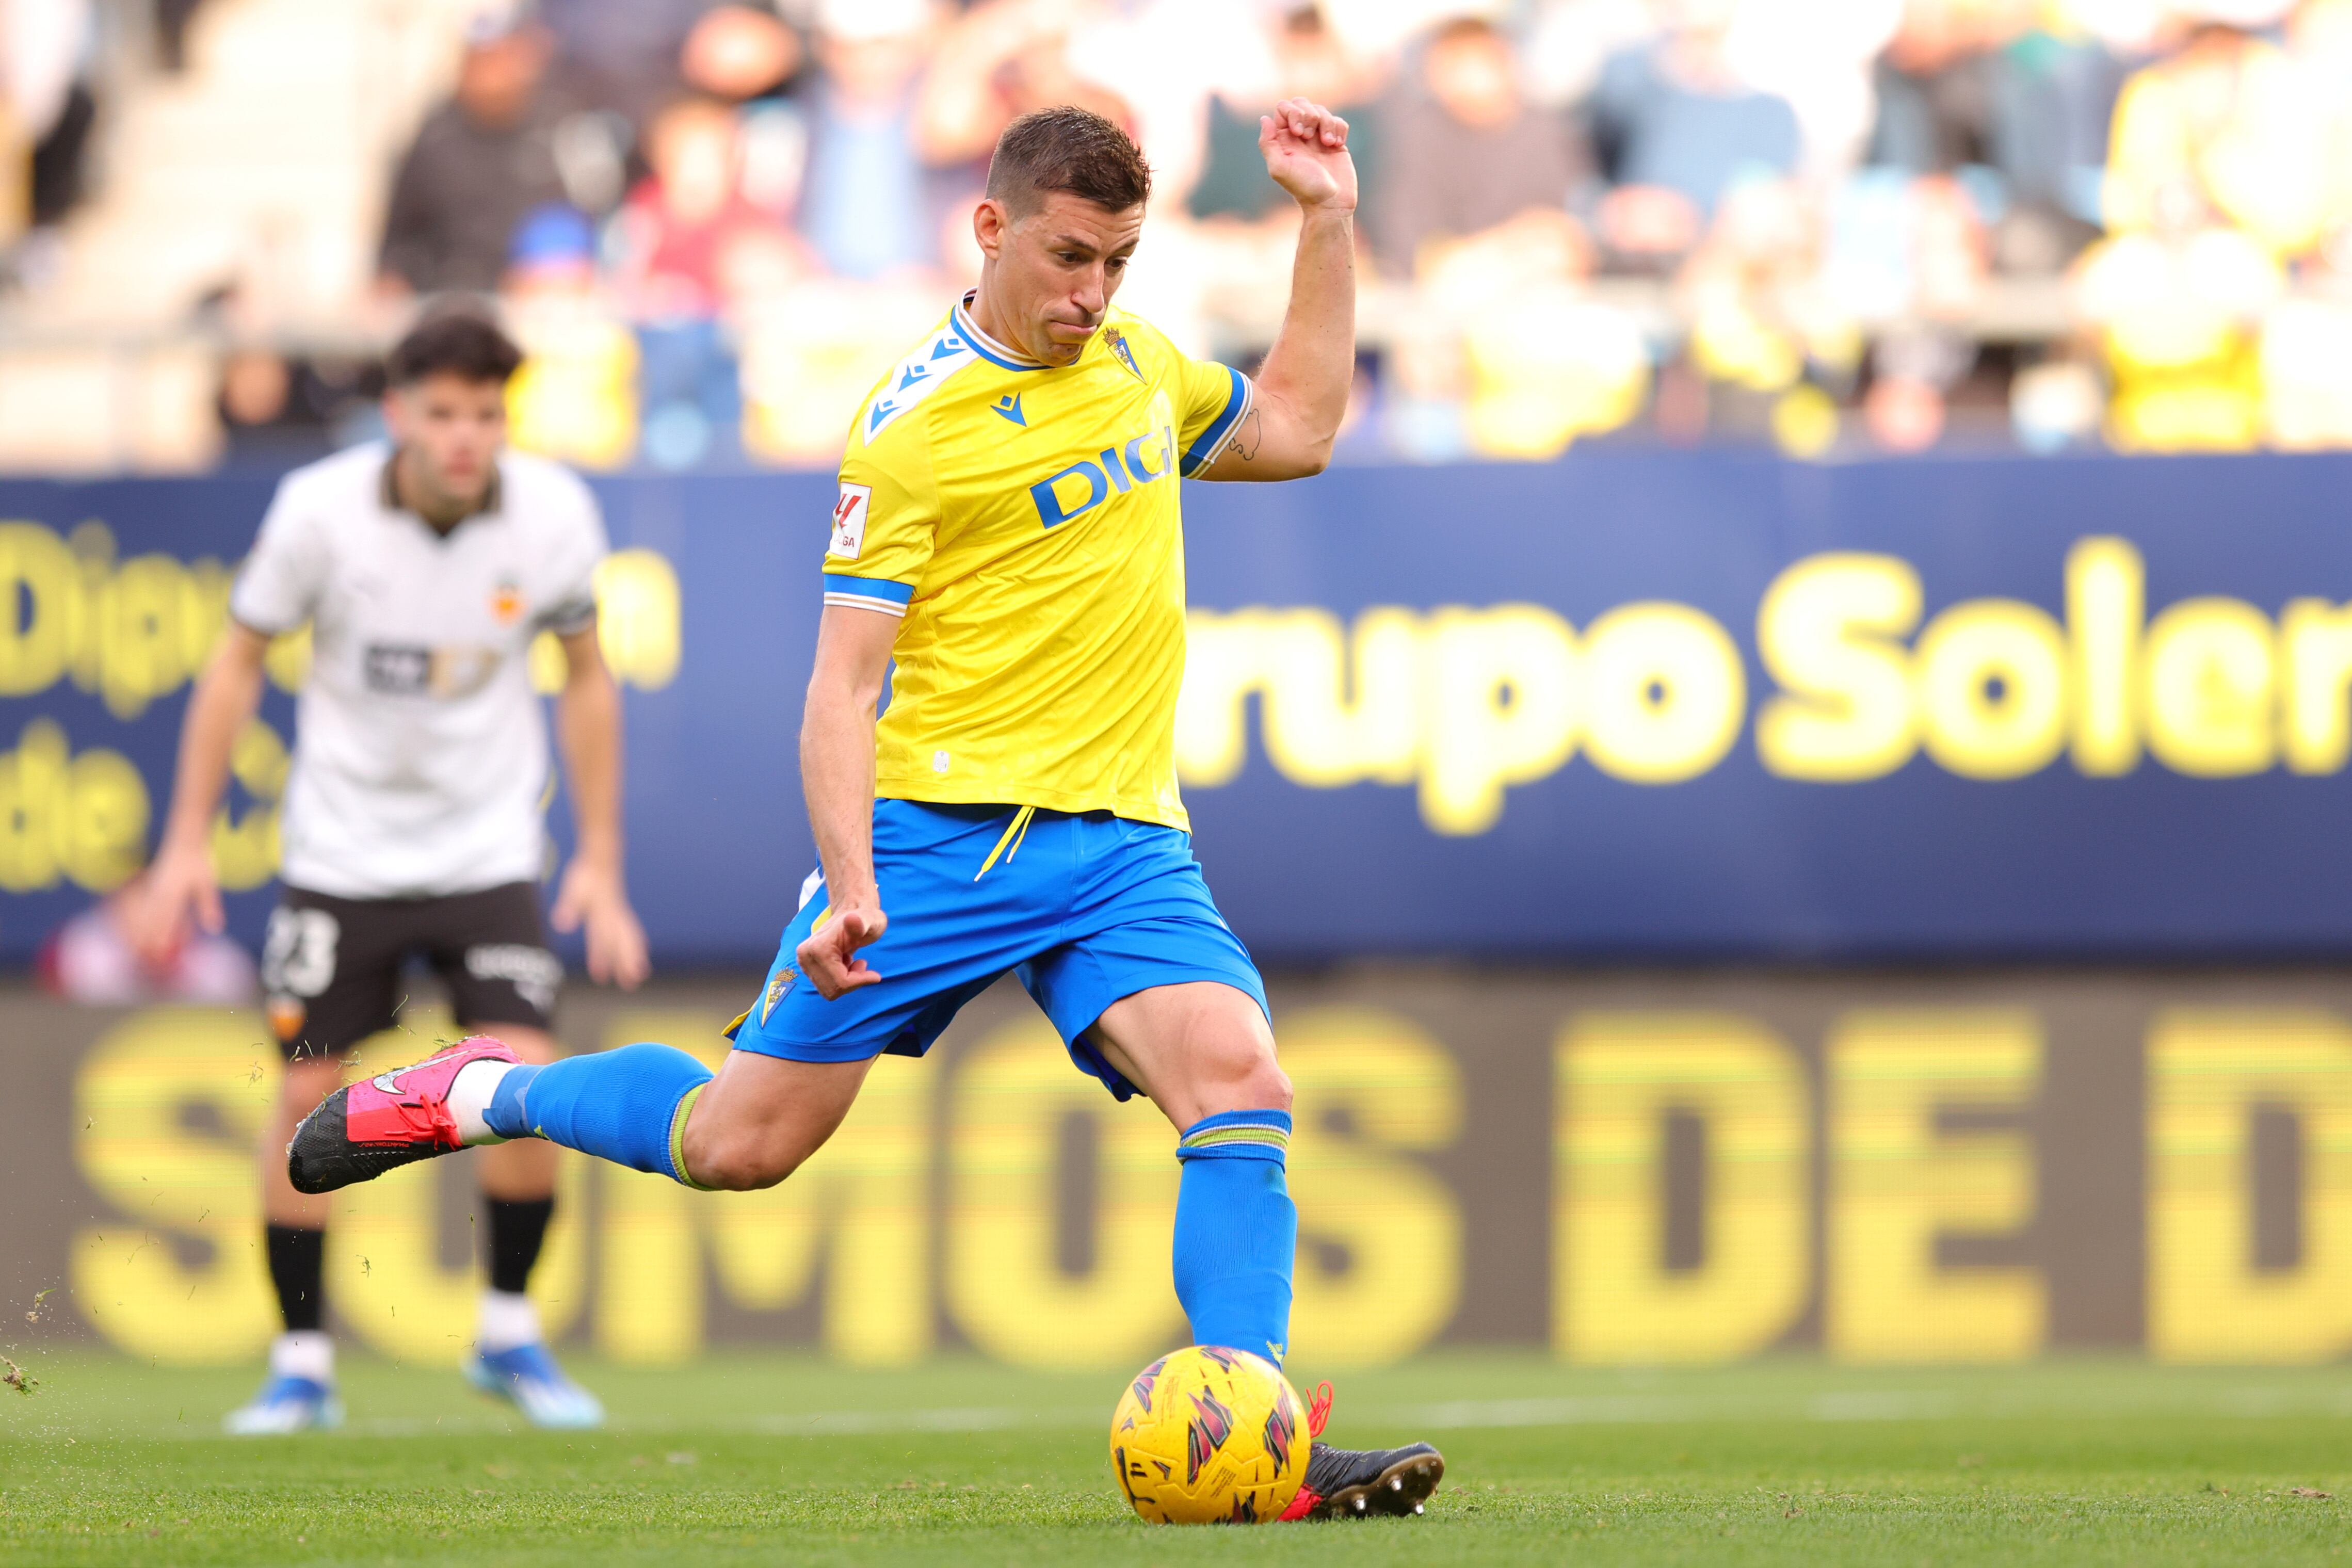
1260, 96, 1356, 213
798, 903, 888, 999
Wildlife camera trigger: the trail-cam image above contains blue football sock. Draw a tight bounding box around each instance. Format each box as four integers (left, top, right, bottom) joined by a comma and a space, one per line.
484, 1044, 713, 1185
1171, 1109, 1296, 1367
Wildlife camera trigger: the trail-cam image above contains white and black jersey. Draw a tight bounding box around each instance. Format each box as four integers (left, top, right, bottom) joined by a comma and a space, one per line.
231, 442, 608, 901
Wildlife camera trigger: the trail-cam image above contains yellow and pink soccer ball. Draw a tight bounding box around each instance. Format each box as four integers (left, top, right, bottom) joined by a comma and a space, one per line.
1107, 1345, 1309, 1525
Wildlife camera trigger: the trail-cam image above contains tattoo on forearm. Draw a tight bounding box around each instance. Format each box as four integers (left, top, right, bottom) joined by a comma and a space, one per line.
1231, 408, 1263, 461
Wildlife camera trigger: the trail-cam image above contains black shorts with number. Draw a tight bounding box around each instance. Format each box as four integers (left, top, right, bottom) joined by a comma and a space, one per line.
260, 882, 561, 1061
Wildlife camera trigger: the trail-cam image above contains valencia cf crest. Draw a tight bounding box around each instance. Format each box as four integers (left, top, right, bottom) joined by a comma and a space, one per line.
1104, 326, 1145, 383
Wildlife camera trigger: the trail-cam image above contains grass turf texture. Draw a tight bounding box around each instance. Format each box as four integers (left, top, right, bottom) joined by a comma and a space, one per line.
6, 1355, 2352, 1565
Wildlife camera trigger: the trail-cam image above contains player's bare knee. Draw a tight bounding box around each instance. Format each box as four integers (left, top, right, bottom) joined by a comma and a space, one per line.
693, 1135, 811, 1191
1242, 1051, 1292, 1113
1191, 1034, 1290, 1116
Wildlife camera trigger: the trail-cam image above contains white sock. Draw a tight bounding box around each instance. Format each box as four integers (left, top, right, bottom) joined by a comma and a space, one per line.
477, 1289, 541, 1353
270, 1331, 334, 1384
447, 1059, 516, 1145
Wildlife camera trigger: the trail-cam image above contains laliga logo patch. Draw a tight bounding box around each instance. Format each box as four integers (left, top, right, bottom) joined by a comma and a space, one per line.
829, 483, 872, 560
761, 965, 798, 1024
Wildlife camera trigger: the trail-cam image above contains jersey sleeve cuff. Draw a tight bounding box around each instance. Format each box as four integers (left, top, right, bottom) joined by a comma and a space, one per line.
1180, 366, 1254, 477
538, 596, 599, 635
822, 574, 915, 617
227, 603, 297, 638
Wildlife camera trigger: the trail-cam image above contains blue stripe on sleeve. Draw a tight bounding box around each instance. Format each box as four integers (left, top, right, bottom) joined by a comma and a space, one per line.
1180, 365, 1252, 477
821, 574, 916, 612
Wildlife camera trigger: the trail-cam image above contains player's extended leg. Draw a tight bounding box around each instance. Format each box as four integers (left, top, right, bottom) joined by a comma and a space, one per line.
458, 1023, 605, 1429
676, 1050, 874, 1189
1089, 981, 1445, 1522
285, 1036, 870, 1193
1089, 981, 1296, 1365
1091, 987, 1298, 1363
226, 1053, 346, 1435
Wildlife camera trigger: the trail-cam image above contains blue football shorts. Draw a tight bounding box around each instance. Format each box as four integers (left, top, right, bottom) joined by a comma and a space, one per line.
726, 799, 1268, 1101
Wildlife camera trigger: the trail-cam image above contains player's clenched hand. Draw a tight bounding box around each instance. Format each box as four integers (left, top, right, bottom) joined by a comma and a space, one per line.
1259, 96, 1357, 214
798, 903, 887, 1000
123, 843, 223, 967
551, 857, 652, 990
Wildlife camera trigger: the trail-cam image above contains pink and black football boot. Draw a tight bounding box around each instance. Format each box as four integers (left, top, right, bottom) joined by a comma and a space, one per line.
1279, 1382, 1445, 1522
286, 1036, 520, 1194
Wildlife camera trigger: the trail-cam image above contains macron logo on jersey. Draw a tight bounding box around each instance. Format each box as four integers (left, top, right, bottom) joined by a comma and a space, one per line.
829, 483, 872, 560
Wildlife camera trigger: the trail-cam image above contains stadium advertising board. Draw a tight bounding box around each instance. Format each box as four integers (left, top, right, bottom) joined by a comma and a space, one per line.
4, 451, 2352, 964
9, 971, 2352, 1367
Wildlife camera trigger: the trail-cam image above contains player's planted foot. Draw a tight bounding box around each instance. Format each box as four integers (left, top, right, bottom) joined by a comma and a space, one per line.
222, 1373, 343, 1435
1278, 1384, 1444, 1521
286, 1036, 521, 1194
465, 1341, 605, 1429
1282, 1442, 1445, 1520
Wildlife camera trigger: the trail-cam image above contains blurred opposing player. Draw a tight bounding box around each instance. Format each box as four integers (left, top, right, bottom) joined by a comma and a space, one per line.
285, 106, 1442, 1517
131, 312, 649, 1433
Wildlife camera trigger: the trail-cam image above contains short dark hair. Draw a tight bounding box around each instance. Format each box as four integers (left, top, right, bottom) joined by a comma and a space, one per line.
385, 310, 524, 388
985, 105, 1151, 216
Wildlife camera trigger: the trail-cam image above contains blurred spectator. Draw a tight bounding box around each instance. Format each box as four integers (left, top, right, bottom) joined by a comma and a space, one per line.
1055, 0, 1264, 203
501, 204, 641, 467
38, 887, 257, 1007
1522, 0, 1661, 108
1867, 0, 2112, 272
1591, 0, 1802, 263
800, 0, 941, 280
540, 0, 799, 126
1827, 166, 1988, 319
1419, 209, 1651, 457
1374, 18, 1590, 276
1676, 177, 1849, 444
616, 98, 779, 321
680, 3, 803, 102
916, 0, 1134, 179
378, 15, 570, 297
1191, 6, 1386, 225
153, 0, 207, 72
3, 0, 97, 273
2102, 3, 2332, 259
2072, 221, 2281, 450
215, 350, 355, 466
613, 97, 783, 466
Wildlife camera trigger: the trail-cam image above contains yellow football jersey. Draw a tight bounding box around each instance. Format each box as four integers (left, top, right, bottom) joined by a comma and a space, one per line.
822, 295, 1253, 830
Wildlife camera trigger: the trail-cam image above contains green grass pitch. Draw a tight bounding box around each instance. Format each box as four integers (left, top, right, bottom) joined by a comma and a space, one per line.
7, 1352, 2352, 1565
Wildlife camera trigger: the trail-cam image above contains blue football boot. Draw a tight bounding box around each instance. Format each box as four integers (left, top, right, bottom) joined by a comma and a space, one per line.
465, 1342, 605, 1429
223, 1373, 343, 1435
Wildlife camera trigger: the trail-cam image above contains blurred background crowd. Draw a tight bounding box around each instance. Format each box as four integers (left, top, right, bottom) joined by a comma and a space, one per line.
4, 0, 2352, 471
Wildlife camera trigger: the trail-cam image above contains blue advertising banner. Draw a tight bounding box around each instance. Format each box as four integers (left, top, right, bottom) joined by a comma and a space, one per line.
4, 448, 2352, 966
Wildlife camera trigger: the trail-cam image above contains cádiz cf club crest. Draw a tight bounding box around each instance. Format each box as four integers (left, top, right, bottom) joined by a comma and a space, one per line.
761, 965, 799, 1025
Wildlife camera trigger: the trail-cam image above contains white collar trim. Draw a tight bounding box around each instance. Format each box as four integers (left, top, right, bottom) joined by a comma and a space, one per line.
954, 291, 1047, 368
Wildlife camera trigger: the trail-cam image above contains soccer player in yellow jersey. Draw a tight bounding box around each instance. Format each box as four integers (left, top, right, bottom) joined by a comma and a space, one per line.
287, 102, 1444, 1519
